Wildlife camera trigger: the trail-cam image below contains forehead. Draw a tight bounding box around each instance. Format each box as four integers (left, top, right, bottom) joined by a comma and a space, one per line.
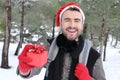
62, 10, 82, 19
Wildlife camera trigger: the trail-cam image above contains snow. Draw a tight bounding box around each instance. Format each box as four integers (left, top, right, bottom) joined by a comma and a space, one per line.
0, 36, 120, 80
103, 44, 120, 80
0, 43, 46, 80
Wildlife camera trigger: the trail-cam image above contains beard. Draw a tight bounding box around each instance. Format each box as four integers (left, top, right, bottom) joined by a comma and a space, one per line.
62, 28, 83, 41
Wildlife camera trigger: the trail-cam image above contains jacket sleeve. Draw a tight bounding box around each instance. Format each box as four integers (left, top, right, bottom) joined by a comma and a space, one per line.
28, 67, 42, 78
92, 56, 106, 80
17, 67, 42, 78
17, 60, 51, 78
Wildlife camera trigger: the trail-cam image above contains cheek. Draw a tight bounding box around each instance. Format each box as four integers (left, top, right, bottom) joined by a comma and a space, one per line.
79, 26, 83, 31
77, 24, 84, 34
78, 23, 83, 29
61, 24, 66, 31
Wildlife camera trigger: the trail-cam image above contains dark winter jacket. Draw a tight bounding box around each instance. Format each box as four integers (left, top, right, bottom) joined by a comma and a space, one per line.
44, 34, 100, 80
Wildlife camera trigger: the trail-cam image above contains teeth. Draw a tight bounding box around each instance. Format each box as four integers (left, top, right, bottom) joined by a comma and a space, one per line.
68, 29, 76, 32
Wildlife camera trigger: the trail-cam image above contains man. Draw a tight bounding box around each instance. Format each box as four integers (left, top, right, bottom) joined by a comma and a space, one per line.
17, 2, 106, 80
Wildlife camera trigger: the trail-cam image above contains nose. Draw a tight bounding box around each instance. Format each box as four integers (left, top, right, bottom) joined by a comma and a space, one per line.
70, 20, 75, 28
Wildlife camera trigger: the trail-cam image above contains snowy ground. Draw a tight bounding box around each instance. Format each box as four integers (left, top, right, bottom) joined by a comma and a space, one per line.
102, 42, 120, 80
0, 36, 120, 80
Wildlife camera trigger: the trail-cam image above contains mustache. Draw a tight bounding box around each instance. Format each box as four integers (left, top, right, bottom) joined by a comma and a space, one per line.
66, 27, 78, 30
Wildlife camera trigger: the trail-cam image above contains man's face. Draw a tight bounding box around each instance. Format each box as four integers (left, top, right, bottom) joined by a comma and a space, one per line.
60, 10, 84, 41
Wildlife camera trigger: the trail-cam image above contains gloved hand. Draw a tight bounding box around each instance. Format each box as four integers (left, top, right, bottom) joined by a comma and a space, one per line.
74, 63, 92, 80
18, 44, 35, 73
18, 44, 48, 73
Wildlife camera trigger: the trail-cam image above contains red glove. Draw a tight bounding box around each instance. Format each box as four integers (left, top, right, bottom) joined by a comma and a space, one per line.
18, 44, 48, 73
18, 44, 35, 73
74, 63, 92, 80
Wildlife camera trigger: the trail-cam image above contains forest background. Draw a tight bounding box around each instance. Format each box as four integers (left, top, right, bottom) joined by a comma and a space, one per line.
0, 0, 120, 70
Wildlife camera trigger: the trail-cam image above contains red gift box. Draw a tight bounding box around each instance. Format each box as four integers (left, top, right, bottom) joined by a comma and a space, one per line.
27, 49, 48, 67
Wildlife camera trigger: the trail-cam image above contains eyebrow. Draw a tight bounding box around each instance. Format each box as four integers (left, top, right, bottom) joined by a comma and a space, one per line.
74, 18, 81, 21
64, 18, 81, 21
64, 18, 70, 20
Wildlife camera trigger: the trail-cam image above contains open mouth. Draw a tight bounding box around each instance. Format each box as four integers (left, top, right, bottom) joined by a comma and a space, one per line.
67, 28, 77, 34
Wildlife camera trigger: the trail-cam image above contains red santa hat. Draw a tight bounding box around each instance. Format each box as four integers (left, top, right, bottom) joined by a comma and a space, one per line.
55, 2, 85, 27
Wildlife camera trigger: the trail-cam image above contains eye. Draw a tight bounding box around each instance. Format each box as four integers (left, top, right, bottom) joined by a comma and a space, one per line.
75, 19, 81, 22
64, 18, 70, 22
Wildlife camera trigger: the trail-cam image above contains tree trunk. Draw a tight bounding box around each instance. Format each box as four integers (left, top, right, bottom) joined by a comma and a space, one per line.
82, 23, 88, 38
99, 13, 105, 57
103, 28, 110, 61
113, 36, 118, 48
52, 15, 55, 38
110, 34, 114, 46
90, 33, 94, 41
14, 0, 24, 55
1, 0, 11, 69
